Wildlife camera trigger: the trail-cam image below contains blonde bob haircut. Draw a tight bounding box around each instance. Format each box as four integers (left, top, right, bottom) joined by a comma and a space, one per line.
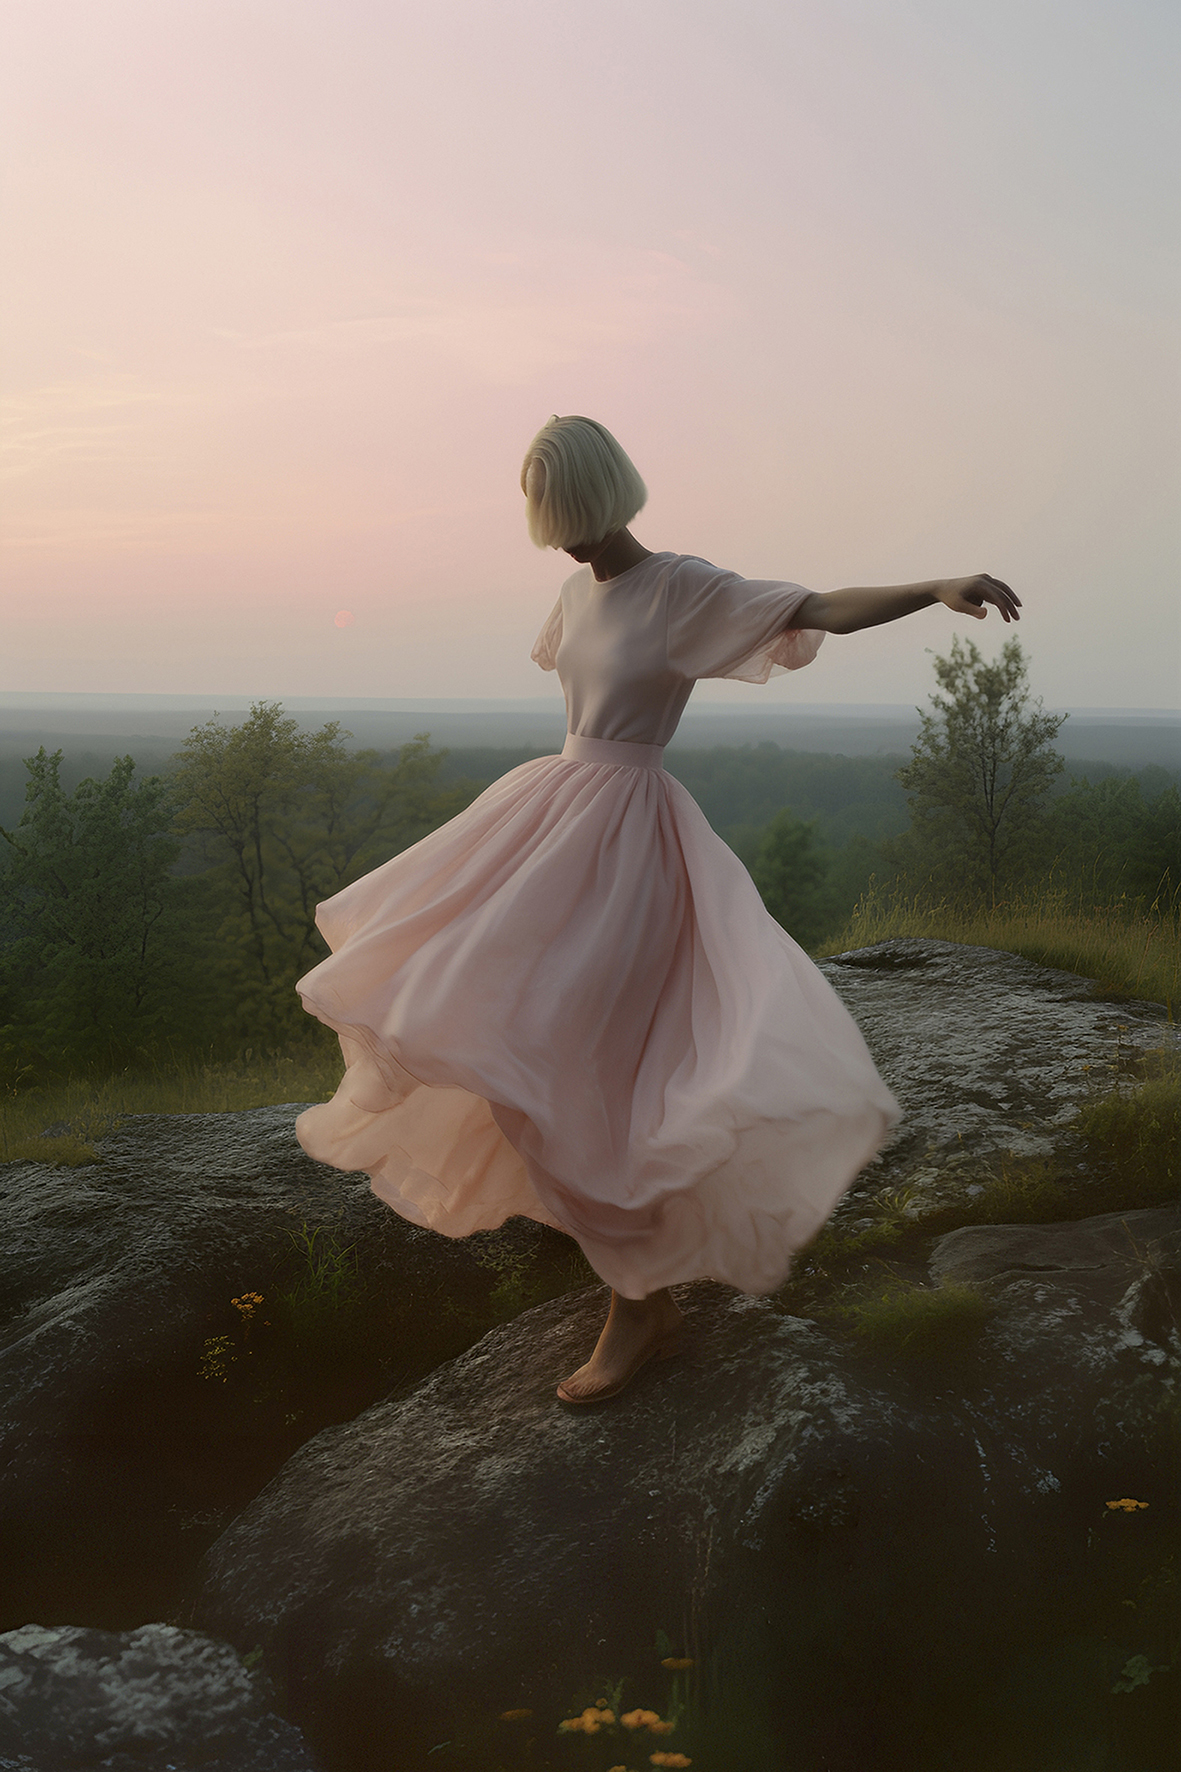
521, 415, 647, 550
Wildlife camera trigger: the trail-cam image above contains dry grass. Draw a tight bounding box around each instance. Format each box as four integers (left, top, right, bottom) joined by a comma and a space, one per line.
816, 884, 1180, 1013
0, 1046, 343, 1165
1074, 1068, 1180, 1206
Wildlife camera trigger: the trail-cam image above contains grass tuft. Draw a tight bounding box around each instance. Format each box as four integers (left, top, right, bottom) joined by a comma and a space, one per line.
1074, 1070, 1180, 1207
931, 1156, 1074, 1229
824, 1275, 995, 1361
816, 883, 1181, 1013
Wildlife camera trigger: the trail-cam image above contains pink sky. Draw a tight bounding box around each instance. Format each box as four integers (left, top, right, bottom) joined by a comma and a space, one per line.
2, 0, 1177, 708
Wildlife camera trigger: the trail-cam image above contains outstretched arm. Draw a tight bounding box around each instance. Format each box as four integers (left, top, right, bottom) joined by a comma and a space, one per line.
794, 574, 1020, 635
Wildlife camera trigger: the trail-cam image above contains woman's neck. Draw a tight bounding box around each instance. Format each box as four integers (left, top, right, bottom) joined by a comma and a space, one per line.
568, 529, 654, 582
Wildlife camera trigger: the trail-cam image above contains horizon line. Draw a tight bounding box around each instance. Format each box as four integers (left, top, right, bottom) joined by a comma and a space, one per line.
0, 692, 1177, 720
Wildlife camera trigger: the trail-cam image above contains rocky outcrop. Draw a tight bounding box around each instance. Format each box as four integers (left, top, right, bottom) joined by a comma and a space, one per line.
3, 940, 1177, 1770
0, 1622, 320, 1771
194, 1204, 1181, 1772
0, 1104, 571, 1626
820, 937, 1175, 1214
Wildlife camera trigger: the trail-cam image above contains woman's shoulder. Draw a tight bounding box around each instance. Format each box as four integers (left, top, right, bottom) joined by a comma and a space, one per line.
665, 552, 730, 582
554, 552, 726, 602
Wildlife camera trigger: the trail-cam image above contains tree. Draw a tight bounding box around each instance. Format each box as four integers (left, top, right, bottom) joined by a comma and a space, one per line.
1039, 774, 1181, 908
748, 809, 834, 948
0, 749, 196, 1074
171, 703, 473, 1041
894, 636, 1066, 902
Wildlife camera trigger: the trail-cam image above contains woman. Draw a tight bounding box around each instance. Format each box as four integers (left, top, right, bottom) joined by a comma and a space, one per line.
295, 415, 1020, 1404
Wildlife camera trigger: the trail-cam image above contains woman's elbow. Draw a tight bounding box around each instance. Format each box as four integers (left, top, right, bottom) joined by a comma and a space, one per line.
794, 592, 844, 634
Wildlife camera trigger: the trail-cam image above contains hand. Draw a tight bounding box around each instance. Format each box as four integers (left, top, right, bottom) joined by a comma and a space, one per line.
938, 574, 1021, 623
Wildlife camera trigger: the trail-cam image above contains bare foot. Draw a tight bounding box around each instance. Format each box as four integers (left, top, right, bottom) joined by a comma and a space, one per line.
557, 1288, 685, 1403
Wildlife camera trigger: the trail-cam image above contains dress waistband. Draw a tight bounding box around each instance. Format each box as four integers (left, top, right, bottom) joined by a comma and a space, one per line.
561, 733, 666, 771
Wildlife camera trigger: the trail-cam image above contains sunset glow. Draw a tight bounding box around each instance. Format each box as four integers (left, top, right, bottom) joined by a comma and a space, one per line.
1, 0, 1176, 707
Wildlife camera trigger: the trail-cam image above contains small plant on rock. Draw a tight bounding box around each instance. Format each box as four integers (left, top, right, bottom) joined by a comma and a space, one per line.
1074, 1059, 1180, 1209
865, 1183, 925, 1227
825, 1275, 995, 1362
274, 1219, 364, 1349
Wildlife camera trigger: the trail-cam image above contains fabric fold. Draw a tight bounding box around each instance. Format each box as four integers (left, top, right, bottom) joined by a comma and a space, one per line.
296, 750, 899, 1297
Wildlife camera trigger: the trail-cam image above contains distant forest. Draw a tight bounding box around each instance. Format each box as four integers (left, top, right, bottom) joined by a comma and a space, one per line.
440, 744, 1181, 850
1, 664, 1178, 1082
1, 741, 1177, 856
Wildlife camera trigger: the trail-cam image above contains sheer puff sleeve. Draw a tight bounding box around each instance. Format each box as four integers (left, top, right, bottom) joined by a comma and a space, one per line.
665, 556, 825, 683
530, 597, 563, 672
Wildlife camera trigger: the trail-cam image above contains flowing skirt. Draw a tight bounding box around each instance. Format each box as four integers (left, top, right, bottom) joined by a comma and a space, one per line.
295, 737, 900, 1297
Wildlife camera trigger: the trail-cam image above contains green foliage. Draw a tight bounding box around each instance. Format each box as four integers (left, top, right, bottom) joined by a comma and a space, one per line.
273, 1220, 365, 1352
470, 1243, 541, 1322
1111, 1653, 1171, 1695
893, 635, 1066, 903
825, 1276, 995, 1361
197, 1223, 370, 1399
0, 749, 205, 1076
171, 703, 472, 1043
747, 808, 833, 947
1038, 774, 1181, 908
664, 743, 911, 848
953, 1157, 1071, 1225
430, 1623, 776, 1772
468, 1238, 597, 1323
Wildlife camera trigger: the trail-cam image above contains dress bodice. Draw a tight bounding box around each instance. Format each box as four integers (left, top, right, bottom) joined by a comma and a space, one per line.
532, 552, 824, 748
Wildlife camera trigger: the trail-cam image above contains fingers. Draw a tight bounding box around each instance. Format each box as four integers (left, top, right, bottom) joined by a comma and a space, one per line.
978, 574, 1021, 622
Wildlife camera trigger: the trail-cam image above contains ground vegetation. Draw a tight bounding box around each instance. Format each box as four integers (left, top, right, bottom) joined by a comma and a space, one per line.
0, 657, 1177, 1095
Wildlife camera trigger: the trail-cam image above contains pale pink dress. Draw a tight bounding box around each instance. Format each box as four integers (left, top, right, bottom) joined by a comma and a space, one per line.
295, 553, 900, 1297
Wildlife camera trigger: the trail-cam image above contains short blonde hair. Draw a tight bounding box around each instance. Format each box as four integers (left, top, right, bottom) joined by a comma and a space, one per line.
521, 415, 647, 549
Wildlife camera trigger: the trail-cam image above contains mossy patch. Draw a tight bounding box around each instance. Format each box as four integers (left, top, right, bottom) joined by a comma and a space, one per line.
821, 1275, 995, 1362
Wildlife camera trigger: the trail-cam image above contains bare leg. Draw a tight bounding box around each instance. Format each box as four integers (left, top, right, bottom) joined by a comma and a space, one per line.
556, 1286, 685, 1403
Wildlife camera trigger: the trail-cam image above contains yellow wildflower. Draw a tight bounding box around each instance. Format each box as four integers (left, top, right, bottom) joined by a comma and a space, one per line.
559, 1708, 606, 1733
648, 1719, 675, 1734
661, 1657, 694, 1670
499, 1708, 532, 1721
650, 1755, 692, 1768
622, 1709, 663, 1730
1105, 1498, 1149, 1511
